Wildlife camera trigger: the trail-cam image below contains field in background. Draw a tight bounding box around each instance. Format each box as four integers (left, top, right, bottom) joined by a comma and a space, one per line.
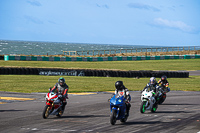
0, 59, 200, 71
0, 75, 199, 93
0, 58, 199, 93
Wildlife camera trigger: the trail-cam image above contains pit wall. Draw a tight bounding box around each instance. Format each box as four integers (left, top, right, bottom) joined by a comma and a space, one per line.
4, 54, 200, 61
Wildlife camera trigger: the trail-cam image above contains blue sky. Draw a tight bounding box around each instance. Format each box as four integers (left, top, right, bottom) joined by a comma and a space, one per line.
0, 0, 200, 46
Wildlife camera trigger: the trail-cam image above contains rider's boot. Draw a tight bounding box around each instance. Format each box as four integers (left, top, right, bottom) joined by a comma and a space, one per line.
155, 95, 159, 104
126, 110, 129, 117
61, 102, 67, 112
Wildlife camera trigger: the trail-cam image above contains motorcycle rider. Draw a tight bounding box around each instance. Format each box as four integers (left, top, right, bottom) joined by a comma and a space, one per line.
158, 75, 170, 92
51, 77, 69, 113
142, 77, 161, 102
114, 81, 131, 116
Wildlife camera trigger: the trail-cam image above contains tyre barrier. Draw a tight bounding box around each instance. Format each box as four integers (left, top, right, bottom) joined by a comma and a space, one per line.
0, 67, 189, 78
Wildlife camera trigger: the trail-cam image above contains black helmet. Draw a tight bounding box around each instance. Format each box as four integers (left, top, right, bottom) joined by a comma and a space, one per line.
115, 81, 124, 91
58, 77, 65, 86
161, 76, 167, 81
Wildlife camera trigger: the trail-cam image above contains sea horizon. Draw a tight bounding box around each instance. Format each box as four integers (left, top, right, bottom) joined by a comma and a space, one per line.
0, 39, 198, 56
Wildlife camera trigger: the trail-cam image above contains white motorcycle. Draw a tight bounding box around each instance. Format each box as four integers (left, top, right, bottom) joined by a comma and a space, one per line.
140, 88, 158, 113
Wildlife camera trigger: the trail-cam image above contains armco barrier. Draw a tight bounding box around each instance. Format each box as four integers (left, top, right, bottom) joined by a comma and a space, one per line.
4, 54, 200, 61
0, 67, 189, 78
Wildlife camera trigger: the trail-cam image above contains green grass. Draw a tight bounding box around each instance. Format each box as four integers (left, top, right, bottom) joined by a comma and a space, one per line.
0, 75, 199, 93
0, 58, 200, 71
0, 59, 200, 93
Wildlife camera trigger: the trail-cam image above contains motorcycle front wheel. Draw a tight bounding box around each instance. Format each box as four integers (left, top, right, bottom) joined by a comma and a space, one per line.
140, 101, 146, 113
110, 109, 117, 125
42, 105, 50, 119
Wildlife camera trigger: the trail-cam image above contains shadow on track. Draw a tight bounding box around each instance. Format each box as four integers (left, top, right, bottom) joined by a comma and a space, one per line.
0, 109, 26, 112
155, 111, 190, 113
160, 103, 199, 105
53, 114, 109, 119
123, 121, 161, 125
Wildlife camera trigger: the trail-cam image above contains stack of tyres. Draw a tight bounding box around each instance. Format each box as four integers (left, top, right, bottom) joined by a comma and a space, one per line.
0, 67, 5, 74
84, 70, 93, 76
0, 67, 190, 78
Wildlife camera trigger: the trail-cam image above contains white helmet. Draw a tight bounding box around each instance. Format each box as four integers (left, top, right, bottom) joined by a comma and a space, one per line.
150, 77, 156, 85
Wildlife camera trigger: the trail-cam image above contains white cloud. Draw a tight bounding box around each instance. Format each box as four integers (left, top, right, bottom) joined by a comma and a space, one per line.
96, 4, 109, 9
24, 15, 43, 24
128, 3, 160, 12
153, 18, 199, 34
27, 0, 42, 6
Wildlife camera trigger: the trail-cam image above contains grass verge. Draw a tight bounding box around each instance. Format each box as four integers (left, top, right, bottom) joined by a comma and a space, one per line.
0, 59, 200, 71
1, 59, 199, 93
0, 75, 199, 93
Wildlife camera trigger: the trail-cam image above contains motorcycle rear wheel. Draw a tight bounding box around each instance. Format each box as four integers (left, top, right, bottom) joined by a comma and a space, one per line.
42, 105, 50, 119
56, 110, 63, 117
151, 103, 158, 113
110, 109, 117, 125
158, 94, 166, 105
140, 101, 146, 113
120, 115, 128, 123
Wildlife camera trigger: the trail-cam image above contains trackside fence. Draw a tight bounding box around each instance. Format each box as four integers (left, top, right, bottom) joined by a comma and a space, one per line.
4, 54, 200, 61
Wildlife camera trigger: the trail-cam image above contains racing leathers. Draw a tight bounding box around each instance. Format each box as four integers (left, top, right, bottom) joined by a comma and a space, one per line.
115, 86, 131, 116
158, 79, 170, 92
51, 83, 69, 111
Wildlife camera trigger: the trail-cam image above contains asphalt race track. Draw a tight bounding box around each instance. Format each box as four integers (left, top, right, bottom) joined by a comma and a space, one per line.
0, 91, 200, 133
189, 71, 200, 76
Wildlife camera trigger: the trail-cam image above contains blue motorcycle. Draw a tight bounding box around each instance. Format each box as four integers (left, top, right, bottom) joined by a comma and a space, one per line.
109, 94, 128, 125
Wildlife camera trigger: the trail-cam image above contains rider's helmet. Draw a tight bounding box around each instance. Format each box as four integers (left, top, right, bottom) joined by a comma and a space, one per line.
115, 81, 124, 91
58, 77, 65, 86
161, 75, 167, 82
149, 77, 156, 85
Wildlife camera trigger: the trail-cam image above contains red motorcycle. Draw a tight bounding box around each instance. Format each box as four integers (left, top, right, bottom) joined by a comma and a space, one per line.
42, 89, 64, 119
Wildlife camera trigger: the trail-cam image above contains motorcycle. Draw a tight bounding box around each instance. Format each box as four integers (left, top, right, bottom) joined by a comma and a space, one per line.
157, 84, 167, 104
109, 91, 128, 125
42, 88, 65, 119
140, 88, 158, 113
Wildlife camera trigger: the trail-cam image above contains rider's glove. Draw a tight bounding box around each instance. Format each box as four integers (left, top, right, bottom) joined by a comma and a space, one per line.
125, 99, 129, 103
